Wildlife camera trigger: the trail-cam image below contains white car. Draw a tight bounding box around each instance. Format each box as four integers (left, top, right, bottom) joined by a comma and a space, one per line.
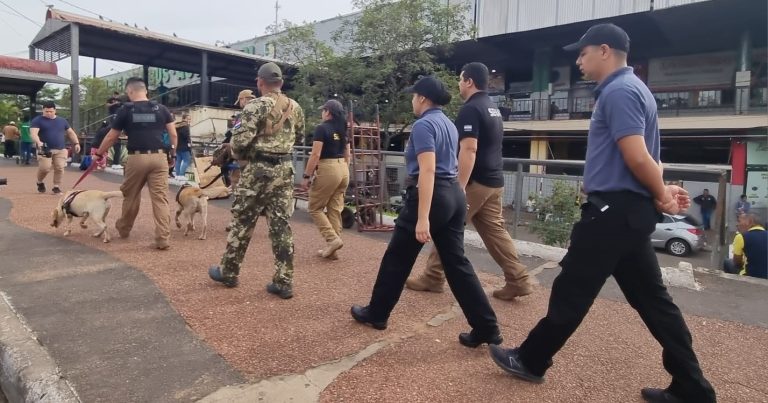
651, 214, 705, 256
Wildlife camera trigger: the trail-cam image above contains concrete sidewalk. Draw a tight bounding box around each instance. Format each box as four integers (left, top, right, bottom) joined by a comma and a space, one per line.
0, 162, 767, 402
0, 197, 243, 402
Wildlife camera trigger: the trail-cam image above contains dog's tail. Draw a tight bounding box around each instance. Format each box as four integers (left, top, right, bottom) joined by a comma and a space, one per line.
102, 191, 124, 200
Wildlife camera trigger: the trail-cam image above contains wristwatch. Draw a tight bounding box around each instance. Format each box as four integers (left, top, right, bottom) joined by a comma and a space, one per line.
303, 174, 311, 179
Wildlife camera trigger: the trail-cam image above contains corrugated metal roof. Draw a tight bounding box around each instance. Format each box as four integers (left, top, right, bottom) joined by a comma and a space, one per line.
472, 0, 712, 38
29, 8, 291, 84
39, 8, 281, 65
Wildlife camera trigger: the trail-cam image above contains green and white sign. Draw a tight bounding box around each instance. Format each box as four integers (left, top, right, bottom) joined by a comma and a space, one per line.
745, 139, 768, 208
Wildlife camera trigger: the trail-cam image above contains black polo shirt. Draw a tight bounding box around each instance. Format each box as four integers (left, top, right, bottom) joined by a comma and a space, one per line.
312, 121, 346, 159
111, 101, 173, 152
455, 91, 504, 188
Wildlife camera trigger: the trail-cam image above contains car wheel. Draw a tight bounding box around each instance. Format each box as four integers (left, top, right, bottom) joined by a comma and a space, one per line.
666, 238, 690, 257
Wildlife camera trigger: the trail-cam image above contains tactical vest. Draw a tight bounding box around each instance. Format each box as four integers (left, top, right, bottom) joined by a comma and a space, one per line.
122, 101, 167, 151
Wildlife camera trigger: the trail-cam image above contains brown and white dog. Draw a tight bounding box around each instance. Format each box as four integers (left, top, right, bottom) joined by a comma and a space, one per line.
50, 190, 123, 243
175, 185, 209, 240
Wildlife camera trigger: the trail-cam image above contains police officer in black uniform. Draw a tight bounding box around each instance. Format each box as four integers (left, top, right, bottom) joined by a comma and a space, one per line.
95, 77, 178, 250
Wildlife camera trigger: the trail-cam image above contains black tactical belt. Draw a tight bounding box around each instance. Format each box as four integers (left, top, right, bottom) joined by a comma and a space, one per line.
252, 152, 291, 165
404, 176, 457, 187
128, 149, 165, 155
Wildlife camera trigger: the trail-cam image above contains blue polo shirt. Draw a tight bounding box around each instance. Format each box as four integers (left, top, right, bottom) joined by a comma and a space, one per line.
30, 115, 70, 150
743, 226, 767, 279
583, 67, 660, 197
405, 108, 458, 178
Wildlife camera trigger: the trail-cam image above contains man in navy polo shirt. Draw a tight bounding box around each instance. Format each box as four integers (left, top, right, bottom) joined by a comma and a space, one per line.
488, 24, 716, 403
30, 102, 81, 194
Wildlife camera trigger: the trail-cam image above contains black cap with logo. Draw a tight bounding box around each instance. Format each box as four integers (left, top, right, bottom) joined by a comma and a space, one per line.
563, 23, 630, 52
318, 99, 345, 116
403, 76, 452, 106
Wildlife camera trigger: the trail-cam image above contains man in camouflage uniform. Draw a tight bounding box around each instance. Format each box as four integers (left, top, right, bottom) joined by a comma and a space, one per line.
208, 62, 305, 299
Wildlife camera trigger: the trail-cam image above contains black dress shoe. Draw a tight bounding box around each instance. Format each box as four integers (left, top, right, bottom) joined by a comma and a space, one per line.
641, 388, 684, 403
350, 305, 387, 330
488, 345, 544, 384
458, 329, 503, 348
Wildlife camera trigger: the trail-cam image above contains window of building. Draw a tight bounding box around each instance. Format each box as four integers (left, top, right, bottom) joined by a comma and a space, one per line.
697, 90, 722, 107
751, 87, 768, 106
654, 92, 690, 109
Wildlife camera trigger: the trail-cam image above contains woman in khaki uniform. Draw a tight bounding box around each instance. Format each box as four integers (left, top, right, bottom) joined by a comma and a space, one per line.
301, 100, 350, 260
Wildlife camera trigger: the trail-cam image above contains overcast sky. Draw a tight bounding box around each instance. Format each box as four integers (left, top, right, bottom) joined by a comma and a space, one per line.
0, 0, 357, 78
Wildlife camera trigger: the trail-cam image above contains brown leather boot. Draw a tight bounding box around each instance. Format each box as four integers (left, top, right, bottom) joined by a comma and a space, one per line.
492, 283, 533, 300
405, 276, 445, 293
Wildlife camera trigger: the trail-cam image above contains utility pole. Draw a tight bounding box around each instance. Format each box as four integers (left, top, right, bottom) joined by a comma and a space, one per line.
274, 1, 280, 32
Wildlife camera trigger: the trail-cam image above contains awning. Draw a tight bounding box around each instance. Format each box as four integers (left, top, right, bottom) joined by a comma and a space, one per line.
503, 114, 768, 133
30, 8, 284, 82
0, 56, 70, 95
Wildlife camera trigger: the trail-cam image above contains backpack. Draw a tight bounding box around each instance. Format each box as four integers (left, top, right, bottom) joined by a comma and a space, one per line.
79, 155, 92, 171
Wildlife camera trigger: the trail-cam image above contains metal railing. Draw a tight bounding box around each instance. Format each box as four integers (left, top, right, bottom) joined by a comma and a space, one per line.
501, 88, 768, 121
284, 146, 731, 269
502, 97, 595, 121
72, 80, 252, 135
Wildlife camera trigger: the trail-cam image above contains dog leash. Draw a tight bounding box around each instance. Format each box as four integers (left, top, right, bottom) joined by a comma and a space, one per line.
72, 157, 100, 189
199, 171, 225, 190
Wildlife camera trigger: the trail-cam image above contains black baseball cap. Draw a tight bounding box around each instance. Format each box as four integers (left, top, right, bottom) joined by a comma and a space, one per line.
563, 23, 630, 52
403, 76, 452, 106
318, 99, 344, 114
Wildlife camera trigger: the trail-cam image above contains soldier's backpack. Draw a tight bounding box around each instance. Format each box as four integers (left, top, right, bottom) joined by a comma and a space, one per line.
262, 93, 295, 136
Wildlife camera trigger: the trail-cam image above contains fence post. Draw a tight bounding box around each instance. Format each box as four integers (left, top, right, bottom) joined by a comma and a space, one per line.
710, 170, 729, 270
513, 162, 524, 238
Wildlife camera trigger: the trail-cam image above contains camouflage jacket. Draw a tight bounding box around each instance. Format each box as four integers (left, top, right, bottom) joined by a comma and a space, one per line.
231, 91, 304, 160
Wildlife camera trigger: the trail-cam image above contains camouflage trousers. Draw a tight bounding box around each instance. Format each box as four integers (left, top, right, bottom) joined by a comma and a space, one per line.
220, 160, 295, 287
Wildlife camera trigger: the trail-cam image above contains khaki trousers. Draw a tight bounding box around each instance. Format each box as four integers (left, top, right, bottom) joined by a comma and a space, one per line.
422, 182, 529, 286
116, 153, 171, 246
37, 149, 68, 187
308, 158, 350, 242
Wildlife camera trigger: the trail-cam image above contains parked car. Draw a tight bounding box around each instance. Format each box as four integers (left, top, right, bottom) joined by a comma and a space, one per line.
651, 213, 704, 256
